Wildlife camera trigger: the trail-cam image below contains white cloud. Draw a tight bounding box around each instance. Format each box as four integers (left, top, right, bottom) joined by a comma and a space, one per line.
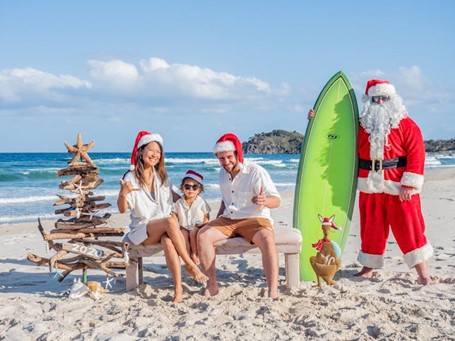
85, 57, 272, 101
0, 67, 91, 103
87, 59, 140, 91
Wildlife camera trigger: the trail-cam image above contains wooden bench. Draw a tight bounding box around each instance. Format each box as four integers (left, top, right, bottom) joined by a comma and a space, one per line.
125, 227, 302, 291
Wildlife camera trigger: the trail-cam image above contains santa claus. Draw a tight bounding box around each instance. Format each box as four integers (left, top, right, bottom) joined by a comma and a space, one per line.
356, 79, 433, 284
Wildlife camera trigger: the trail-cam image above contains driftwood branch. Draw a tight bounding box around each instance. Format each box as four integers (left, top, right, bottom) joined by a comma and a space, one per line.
57, 166, 98, 177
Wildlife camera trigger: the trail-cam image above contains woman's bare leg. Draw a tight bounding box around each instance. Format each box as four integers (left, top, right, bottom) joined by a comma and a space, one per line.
161, 235, 183, 303
144, 217, 208, 283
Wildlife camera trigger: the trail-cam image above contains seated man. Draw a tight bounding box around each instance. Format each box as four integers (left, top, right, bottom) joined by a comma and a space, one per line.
198, 133, 281, 299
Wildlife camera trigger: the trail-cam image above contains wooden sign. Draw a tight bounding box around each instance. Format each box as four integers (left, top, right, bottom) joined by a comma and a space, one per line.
62, 242, 105, 259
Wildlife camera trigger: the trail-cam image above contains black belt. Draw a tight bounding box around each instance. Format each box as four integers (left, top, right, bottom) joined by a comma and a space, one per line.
358, 157, 407, 172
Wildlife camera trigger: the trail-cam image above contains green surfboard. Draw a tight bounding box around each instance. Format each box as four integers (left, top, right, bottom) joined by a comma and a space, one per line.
293, 71, 359, 282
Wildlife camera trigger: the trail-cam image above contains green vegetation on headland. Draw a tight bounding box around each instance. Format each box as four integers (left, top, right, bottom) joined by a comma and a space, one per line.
242, 130, 455, 155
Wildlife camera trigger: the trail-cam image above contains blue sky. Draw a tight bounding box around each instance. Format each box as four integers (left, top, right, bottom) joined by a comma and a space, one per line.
1, 1, 454, 152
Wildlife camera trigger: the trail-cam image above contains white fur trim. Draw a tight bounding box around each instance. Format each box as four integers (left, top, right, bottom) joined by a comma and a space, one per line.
403, 243, 434, 268
401, 172, 424, 192
367, 83, 396, 97
184, 173, 203, 184
357, 174, 402, 195
138, 134, 163, 149
357, 251, 384, 269
213, 141, 236, 154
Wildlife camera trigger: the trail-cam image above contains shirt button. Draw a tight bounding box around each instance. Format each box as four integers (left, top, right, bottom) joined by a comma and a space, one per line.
231, 190, 234, 193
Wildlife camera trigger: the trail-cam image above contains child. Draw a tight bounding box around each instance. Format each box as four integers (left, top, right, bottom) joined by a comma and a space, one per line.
172, 170, 211, 264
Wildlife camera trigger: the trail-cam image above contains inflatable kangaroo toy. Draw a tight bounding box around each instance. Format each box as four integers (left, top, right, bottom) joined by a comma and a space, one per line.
310, 214, 342, 287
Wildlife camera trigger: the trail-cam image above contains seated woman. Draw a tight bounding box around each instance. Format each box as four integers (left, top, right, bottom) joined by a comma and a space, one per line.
117, 131, 208, 303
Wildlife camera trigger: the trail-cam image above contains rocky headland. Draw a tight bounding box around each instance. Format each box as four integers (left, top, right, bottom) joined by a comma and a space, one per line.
242, 130, 455, 155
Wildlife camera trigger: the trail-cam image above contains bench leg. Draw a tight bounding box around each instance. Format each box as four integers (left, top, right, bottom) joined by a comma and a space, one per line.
285, 253, 300, 288
138, 257, 143, 285
125, 256, 139, 291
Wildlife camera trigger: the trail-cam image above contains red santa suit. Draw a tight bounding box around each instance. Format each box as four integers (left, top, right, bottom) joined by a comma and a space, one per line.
356, 79, 433, 269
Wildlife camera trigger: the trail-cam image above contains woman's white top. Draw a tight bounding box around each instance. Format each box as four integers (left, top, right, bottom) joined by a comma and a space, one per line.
123, 169, 173, 245
172, 196, 211, 230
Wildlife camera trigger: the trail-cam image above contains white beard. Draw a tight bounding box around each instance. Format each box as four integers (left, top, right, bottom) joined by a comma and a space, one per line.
360, 95, 407, 159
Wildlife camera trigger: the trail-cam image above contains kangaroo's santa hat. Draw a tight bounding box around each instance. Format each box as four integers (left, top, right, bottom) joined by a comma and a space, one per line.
213, 133, 244, 163
130, 130, 163, 170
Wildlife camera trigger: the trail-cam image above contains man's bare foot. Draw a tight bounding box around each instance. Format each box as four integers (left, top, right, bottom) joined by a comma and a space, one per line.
353, 266, 374, 278
186, 264, 208, 283
172, 286, 183, 303
415, 262, 433, 285
268, 289, 278, 300
191, 253, 200, 265
419, 276, 433, 285
203, 285, 219, 298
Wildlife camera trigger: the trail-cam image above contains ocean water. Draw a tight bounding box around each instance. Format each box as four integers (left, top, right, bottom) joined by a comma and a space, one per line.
0, 152, 453, 225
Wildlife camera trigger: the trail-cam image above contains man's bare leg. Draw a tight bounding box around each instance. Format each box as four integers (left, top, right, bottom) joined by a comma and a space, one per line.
415, 261, 433, 285
252, 229, 278, 299
198, 225, 228, 297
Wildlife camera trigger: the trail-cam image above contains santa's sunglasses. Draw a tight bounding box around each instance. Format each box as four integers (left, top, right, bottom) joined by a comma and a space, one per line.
372, 95, 390, 103
183, 184, 200, 191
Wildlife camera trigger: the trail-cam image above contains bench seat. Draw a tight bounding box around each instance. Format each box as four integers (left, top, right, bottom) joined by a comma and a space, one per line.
125, 227, 302, 291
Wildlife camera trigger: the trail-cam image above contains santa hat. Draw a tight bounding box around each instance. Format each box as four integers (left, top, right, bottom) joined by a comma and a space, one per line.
365, 79, 396, 97
318, 214, 342, 230
184, 169, 204, 184
212, 133, 244, 163
130, 130, 164, 170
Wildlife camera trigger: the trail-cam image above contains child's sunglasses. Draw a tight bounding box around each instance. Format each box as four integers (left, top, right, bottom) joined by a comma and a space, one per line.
183, 184, 200, 191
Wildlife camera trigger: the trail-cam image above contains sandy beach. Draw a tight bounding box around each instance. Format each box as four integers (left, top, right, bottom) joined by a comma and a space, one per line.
1, 168, 455, 340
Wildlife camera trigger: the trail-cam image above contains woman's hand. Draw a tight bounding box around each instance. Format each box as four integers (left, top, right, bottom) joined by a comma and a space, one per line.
119, 179, 138, 198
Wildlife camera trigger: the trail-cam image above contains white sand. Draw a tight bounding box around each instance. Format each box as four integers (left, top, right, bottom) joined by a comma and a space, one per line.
1, 168, 455, 340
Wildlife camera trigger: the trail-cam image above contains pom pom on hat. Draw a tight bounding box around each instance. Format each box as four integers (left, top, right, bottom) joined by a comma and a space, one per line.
184, 169, 204, 184
365, 79, 396, 97
130, 131, 163, 170
213, 133, 244, 163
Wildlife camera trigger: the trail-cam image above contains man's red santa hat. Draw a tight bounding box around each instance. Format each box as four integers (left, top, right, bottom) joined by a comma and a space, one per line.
184, 169, 204, 184
364, 79, 396, 99
130, 130, 163, 170
212, 133, 244, 163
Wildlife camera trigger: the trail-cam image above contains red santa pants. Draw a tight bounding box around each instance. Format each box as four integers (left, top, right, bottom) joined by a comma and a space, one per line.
359, 192, 428, 257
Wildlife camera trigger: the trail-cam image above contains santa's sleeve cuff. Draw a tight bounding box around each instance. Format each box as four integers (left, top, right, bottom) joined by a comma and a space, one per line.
401, 172, 424, 192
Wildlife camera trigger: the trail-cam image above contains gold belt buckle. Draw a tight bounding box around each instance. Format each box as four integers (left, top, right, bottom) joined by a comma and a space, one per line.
371, 158, 383, 172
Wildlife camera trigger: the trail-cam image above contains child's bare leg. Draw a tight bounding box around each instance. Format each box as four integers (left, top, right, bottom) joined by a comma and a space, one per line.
190, 227, 200, 265
180, 228, 191, 255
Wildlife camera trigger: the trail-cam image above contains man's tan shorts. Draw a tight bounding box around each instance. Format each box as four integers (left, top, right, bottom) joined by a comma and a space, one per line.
206, 216, 273, 244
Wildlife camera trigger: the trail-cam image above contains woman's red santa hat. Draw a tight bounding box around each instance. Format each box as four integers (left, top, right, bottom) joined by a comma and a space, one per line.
364, 79, 396, 100
212, 133, 244, 163
184, 169, 204, 184
130, 130, 164, 170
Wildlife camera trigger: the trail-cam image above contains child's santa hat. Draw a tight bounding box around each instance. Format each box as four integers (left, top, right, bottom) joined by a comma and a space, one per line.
130, 131, 163, 170
363, 79, 396, 102
184, 169, 204, 184
212, 133, 244, 163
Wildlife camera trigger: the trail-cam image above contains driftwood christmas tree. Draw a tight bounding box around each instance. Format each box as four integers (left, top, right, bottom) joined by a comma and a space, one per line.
28, 134, 129, 282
